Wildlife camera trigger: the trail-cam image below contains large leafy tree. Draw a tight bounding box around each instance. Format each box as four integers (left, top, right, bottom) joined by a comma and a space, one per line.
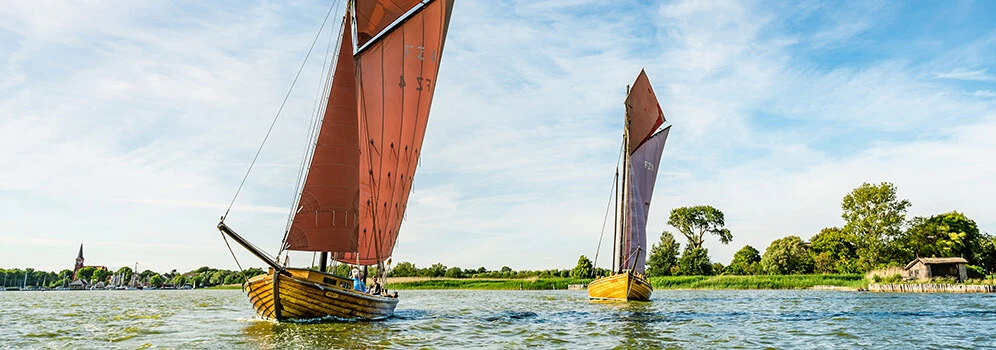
667, 206, 733, 250
444, 267, 464, 278
809, 227, 859, 274
929, 211, 980, 260
726, 245, 761, 275
841, 182, 910, 270
677, 248, 713, 276
75, 266, 96, 282
895, 212, 980, 262
646, 231, 681, 277
760, 236, 814, 275
389, 262, 418, 277
571, 255, 593, 278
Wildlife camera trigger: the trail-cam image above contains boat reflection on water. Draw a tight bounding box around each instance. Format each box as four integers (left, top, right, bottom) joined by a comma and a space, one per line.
240, 317, 398, 349
588, 296, 684, 347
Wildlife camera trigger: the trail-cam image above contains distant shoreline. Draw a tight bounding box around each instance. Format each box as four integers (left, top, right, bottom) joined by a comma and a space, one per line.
380, 274, 871, 291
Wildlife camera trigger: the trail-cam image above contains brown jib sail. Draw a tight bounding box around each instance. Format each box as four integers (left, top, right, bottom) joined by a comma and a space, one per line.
218, 0, 455, 322
284, 14, 360, 253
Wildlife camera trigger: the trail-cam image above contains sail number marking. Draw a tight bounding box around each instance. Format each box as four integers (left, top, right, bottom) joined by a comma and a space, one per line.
404, 45, 437, 61
399, 75, 431, 91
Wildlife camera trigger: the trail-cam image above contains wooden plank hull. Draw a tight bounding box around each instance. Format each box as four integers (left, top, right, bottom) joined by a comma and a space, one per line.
587, 272, 652, 301
243, 268, 398, 322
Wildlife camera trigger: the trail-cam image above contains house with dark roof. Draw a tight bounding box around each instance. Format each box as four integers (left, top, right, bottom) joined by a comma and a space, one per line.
905, 257, 968, 282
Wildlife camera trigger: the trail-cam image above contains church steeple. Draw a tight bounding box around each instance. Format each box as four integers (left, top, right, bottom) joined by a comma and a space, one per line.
73, 243, 85, 280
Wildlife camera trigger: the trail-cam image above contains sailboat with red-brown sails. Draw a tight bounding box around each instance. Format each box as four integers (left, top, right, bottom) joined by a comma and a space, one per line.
588, 70, 671, 301
217, 0, 455, 321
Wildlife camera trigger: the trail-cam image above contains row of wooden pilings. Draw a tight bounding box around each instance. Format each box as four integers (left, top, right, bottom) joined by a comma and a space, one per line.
868, 283, 996, 293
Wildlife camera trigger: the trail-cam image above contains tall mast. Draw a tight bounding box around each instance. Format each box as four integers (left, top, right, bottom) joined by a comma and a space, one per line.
617, 84, 632, 273
611, 166, 619, 273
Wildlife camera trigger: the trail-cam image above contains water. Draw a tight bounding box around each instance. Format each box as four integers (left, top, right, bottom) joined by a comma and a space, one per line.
1, 289, 995, 349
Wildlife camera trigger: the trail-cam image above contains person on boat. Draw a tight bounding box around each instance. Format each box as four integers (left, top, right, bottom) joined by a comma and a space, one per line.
351, 268, 366, 293
367, 276, 383, 295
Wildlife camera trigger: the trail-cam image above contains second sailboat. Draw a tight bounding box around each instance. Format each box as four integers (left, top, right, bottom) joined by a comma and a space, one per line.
588, 70, 671, 301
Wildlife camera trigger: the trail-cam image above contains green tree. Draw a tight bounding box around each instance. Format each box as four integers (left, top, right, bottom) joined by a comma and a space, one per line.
571, 255, 593, 279
224, 274, 239, 285
444, 267, 463, 278
760, 236, 814, 275
115, 266, 133, 278
500, 266, 513, 273
896, 215, 966, 261
895, 211, 981, 263
150, 274, 164, 286
667, 206, 733, 249
92, 269, 111, 284
712, 262, 725, 274
76, 266, 96, 282
809, 227, 859, 274
243, 268, 266, 278
646, 231, 680, 277
421, 263, 446, 277
332, 264, 353, 277
974, 233, 996, 274
677, 248, 713, 276
841, 182, 910, 270
389, 262, 418, 277
726, 245, 761, 275
139, 270, 157, 280
209, 271, 227, 285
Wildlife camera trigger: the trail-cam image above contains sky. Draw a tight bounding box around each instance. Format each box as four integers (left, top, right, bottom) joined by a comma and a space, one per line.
2, 0, 995, 274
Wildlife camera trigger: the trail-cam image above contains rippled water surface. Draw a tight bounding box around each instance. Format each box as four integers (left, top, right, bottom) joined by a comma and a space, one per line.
2, 289, 995, 349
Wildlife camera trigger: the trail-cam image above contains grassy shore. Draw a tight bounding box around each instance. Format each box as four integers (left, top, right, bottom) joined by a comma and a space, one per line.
383, 274, 868, 290
387, 277, 590, 290
204, 284, 243, 290
649, 274, 867, 290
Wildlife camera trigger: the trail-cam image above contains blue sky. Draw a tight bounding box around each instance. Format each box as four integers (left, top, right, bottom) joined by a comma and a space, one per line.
2, 0, 995, 273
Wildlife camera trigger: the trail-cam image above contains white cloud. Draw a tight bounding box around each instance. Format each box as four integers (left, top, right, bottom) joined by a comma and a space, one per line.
933, 68, 996, 82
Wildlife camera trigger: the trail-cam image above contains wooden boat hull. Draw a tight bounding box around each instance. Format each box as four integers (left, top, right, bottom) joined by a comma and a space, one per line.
243, 268, 398, 322
587, 272, 652, 301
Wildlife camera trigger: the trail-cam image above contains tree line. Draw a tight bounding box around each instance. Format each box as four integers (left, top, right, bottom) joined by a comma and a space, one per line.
0, 266, 266, 288
383, 262, 607, 279
642, 182, 996, 277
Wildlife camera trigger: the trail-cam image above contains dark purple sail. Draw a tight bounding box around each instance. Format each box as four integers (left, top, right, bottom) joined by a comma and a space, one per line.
623, 126, 670, 273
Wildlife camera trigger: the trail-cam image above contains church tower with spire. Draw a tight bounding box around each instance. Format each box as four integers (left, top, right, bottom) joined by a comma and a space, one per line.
73, 243, 84, 280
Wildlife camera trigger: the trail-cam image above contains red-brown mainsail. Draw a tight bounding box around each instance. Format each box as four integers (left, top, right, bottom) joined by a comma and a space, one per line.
343, 0, 454, 266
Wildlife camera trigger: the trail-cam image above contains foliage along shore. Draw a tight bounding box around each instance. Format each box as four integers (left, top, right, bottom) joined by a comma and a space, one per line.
380, 274, 869, 291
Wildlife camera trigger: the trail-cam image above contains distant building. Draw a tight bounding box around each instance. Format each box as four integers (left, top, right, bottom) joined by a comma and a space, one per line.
71, 243, 108, 281
905, 257, 968, 282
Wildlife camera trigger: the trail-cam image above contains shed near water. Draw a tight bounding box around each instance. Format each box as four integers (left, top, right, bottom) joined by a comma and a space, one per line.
905, 257, 968, 282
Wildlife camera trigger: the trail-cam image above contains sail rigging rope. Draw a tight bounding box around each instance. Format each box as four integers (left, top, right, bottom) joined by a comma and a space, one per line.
222, 0, 340, 221
591, 138, 627, 277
